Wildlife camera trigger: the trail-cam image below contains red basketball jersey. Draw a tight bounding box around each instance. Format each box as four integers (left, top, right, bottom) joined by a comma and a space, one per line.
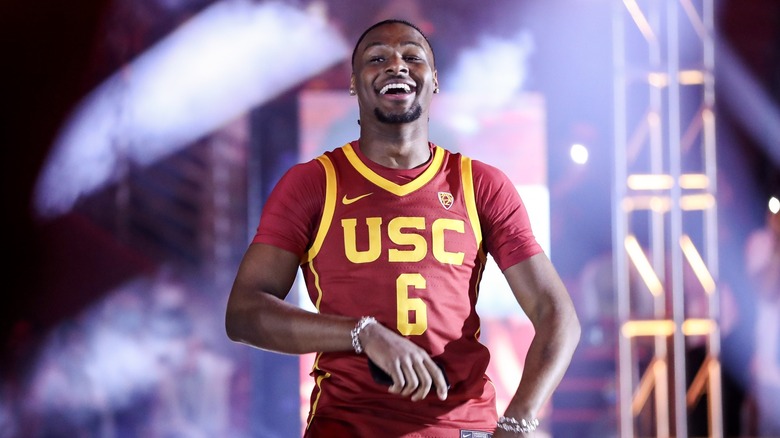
301, 142, 497, 433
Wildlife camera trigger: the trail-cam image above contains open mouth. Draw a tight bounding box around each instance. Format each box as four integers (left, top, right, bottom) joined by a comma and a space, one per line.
378, 83, 415, 96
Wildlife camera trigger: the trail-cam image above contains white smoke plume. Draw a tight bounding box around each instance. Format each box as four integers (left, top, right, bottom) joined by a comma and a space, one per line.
34, 0, 349, 218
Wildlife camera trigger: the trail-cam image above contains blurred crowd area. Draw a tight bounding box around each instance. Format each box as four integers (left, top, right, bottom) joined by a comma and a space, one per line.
0, 269, 252, 438
742, 208, 780, 436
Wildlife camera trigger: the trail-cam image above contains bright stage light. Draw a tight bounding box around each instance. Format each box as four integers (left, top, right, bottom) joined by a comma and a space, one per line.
33, 0, 348, 218
769, 196, 780, 214
570, 143, 589, 164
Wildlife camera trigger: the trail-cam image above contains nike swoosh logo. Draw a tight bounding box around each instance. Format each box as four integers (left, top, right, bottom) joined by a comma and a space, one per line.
342, 193, 373, 205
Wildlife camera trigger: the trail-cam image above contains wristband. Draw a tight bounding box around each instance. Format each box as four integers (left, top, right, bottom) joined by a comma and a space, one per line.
497, 416, 539, 434
350, 316, 376, 354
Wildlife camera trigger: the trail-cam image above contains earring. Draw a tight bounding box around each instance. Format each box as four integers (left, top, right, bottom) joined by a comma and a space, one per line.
433, 87, 440, 94
349, 89, 356, 96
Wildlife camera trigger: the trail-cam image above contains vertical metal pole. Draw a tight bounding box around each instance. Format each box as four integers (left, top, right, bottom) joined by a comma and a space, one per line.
612, 1, 633, 436
648, 3, 671, 436
666, 0, 689, 436
702, 1, 723, 436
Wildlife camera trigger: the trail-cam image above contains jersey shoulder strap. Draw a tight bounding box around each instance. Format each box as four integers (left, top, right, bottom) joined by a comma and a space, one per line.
460, 155, 485, 261
303, 152, 339, 263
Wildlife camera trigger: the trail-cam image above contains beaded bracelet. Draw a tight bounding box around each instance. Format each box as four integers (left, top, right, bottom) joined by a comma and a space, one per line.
350, 316, 377, 354
496, 416, 539, 434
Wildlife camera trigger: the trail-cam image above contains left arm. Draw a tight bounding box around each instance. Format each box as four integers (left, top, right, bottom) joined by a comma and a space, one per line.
469, 159, 580, 435
495, 252, 581, 437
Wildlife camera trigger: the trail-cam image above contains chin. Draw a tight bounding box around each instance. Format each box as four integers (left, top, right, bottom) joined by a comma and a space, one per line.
374, 104, 423, 124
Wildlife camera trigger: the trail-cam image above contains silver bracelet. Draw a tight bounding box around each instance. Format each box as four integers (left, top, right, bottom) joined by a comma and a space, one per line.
350, 316, 377, 354
497, 416, 539, 434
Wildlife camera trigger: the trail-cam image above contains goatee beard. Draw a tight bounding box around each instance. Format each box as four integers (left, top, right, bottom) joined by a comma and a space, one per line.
374, 104, 423, 124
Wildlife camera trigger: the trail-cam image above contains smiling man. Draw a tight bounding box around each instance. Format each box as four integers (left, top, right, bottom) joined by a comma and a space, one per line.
225, 20, 580, 437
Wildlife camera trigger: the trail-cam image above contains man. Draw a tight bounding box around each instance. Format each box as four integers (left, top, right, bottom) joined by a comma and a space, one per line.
745, 205, 780, 436
225, 19, 580, 437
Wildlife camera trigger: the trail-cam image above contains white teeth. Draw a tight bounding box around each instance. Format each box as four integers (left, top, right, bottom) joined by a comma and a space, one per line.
379, 83, 412, 95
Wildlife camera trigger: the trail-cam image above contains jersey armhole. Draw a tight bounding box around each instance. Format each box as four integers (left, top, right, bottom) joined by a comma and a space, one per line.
461, 156, 485, 262
303, 155, 337, 263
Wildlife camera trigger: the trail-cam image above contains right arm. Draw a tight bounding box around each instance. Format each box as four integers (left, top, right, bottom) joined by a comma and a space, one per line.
224, 161, 357, 353
224, 242, 356, 354
224, 242, 448, 400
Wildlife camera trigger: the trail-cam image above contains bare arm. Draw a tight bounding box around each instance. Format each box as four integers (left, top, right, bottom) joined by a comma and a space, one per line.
225, 243, 356, 353
496, 252, 581, 436
224, 243, 449, 400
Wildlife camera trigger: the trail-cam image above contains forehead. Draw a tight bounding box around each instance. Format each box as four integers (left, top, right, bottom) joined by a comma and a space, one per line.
357, 22, 431, 55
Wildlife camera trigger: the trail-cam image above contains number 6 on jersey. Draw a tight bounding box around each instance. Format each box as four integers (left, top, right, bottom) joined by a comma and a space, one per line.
396, 273, 428, 335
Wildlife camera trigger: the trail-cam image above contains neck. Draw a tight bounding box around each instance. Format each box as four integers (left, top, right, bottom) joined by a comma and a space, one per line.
358, 123, 431, 169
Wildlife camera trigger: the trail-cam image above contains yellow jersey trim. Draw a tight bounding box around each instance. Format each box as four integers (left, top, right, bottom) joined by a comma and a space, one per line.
343, 143, 445, 196
304, 155, 337, 264
305, 352, 331, 429
462, 156, 487, 341
461, 156, 484, 260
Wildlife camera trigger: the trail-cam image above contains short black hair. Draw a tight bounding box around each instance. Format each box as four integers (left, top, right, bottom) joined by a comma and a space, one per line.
351, 19, 435, 68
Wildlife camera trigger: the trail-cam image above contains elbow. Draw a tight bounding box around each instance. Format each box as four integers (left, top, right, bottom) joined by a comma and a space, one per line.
566, 306, 582, 348
533, 301, 581, 350
224, 292, 277, 349
224, 309, 240, 343
570, 313, 582, 345
224, 299, 248, 344
544, 302, 581, 349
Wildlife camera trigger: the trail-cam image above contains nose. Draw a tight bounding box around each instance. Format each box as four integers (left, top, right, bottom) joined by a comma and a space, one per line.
385, 54, 409, 75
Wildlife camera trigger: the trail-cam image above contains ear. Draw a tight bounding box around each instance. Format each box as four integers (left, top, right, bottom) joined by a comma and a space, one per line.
350, 74, 356, 92
433, 70, 439, 92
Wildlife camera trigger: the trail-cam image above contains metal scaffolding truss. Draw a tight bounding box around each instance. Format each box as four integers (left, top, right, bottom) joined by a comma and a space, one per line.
612, 0, 721, 437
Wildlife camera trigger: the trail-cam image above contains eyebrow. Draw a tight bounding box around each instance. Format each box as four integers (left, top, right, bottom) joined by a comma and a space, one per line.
362, 41, 426, 54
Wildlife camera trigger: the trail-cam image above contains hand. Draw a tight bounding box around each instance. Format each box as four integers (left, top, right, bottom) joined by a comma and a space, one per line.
360, 322, 448, 401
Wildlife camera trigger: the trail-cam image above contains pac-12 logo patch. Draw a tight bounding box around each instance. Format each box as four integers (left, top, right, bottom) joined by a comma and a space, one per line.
438, 192, 454, 210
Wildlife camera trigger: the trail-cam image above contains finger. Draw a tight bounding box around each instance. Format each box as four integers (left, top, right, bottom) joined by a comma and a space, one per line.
429, 362, 448, 400
388, 362, 405, 394
410, 362, 433, 401
399, 361, 420, 397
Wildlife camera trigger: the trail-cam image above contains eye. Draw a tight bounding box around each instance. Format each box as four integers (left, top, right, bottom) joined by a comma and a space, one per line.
368, 56, 385, 63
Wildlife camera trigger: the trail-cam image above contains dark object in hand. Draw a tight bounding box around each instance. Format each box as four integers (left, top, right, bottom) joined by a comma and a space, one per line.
368, 358, 450, 389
